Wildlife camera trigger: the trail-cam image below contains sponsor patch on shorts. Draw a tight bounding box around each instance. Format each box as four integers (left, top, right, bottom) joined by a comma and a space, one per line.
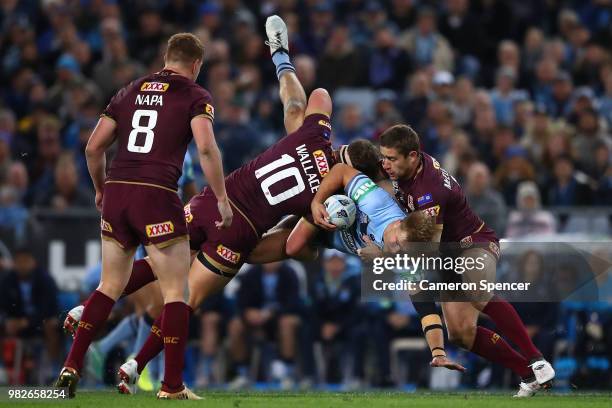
488, 242, 500, 258
216, 244, 240, 264
422, 205, 440, 218
184, 204, 193, 223
140, 82, 169, 92
146, 221, 174, 238
460, 235, 473, 249
101, 219, 112, 233
313, 150, 330, 177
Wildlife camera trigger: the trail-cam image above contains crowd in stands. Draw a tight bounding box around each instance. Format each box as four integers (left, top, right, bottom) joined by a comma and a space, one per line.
0, 0, 611, 390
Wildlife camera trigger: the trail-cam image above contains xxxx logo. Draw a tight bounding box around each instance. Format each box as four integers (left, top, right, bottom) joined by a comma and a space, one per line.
313, 150, 329, 177
490, 333, 500, 344
216, 244, 240, 264
204, 104, 215, 119
422, 205, 440, 218
163, 336, 179, 344
140, 82, 169, 92
460, 235, 473, 249
146, 221, 174, 238
100, 219, 112, 233
78, 321, 93, 331
184, 204, 193, 223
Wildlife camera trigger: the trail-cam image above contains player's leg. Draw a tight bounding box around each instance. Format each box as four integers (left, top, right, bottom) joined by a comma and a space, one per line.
57, 239, 135, 397
277, 314, 300, 387
144, 240, 192, 396
127, 252, 231, 384
63, 257, 158, 338
249, 216, 319, 263
198, 310, 221, 387
466, 247, 553, 385
442, 301, 534, 381
305, 87, 332, 118
265, 15, 306, 134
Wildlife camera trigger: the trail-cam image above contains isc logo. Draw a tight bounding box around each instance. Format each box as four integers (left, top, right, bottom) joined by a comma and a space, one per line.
140, 82, 169, 92
184, 204, 193, 223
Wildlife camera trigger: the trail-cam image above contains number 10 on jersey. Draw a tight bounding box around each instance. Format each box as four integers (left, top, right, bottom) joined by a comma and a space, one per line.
255, 154, 305, 206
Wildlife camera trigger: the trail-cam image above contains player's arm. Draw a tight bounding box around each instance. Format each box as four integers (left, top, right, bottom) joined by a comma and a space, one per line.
85, 116, 117, 211
285, 217, 319, 260
311, 163, 359, 230
191, 116, 232, 228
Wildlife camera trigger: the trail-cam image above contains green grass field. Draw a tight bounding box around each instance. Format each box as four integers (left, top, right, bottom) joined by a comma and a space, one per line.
2, 390, 611, 408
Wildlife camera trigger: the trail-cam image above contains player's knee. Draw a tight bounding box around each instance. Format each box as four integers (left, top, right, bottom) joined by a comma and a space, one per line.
447, 323, 476, 349
306, 88, 332, 116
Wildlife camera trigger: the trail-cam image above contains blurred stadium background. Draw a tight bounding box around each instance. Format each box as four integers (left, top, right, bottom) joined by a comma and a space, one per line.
0, 0, 611, 393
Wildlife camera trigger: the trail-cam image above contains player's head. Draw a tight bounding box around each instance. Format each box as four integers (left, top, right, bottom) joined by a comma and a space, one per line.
164, 33, 205, 81
379, 124, 421, 180
385, 211, 435, 253
339, 139, 384, 181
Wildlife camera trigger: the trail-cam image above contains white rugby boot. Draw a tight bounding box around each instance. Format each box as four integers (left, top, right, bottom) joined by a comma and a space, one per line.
117, 359, 140, 395
265, 15, 289, 54
530, 358, 555, 387
513, 379, 541, 397
63, 305, 84, 338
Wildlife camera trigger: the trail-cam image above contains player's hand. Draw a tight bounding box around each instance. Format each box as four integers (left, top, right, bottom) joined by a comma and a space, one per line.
311, 201, 336, 231
216, 198, 233, 229
430, 355, 466, 372
94, 190, 104, 212
357, 235, 383, 261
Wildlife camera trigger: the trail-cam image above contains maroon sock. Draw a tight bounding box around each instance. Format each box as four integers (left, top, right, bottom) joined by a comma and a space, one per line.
160, 302, 190, 392
121, 259, 157, 298
471, 326, 533, 379
134, 315, 164, 374
482, 296, 542, 360
64, 290, 114, 372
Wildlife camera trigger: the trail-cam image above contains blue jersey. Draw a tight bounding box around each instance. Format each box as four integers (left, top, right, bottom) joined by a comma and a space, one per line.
177, 150, 195, 199
327, 173, 405, 255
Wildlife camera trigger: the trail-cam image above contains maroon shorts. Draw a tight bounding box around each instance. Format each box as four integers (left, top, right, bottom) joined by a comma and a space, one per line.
185, 188, 259, 276
458, 224, 500, 260
101, 181, 188, 249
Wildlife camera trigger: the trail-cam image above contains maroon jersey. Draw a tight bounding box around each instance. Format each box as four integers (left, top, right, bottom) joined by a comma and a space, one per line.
392, 153, 498, 244
225, 113, 335, 234
103, 69, 214, 191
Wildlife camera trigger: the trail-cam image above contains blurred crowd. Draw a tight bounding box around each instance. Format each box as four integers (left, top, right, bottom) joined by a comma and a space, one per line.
1, 0, 612, 391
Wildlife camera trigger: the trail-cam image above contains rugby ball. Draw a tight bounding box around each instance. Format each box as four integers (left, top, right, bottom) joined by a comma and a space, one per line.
324, 194, 356, 229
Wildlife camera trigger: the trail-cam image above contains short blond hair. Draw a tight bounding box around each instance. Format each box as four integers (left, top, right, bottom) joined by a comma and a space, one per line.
401, 210, 435, 242
165, 33, 204, 65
